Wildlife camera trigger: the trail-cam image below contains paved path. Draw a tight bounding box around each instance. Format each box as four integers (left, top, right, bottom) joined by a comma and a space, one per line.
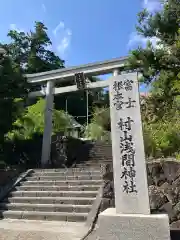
0, 219, 88, 240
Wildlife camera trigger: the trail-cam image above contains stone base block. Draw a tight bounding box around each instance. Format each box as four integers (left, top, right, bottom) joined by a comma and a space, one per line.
95, 208, 170, 240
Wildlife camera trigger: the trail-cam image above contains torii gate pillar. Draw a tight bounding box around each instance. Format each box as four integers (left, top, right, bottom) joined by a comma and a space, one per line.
41, 81, 54, 167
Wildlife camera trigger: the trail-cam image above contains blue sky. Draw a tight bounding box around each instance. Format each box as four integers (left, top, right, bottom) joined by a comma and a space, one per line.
0, 0, 161, 92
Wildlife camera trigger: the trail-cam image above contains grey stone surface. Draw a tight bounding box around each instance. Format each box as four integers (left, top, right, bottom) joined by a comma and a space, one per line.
109, 73, 150, 214
86, 186, 103, 228
0, 219, 87, 240
0, 202, 92, 213
15, 185, 101, 191
10, 190, 98, 198
41, 81, 54, 166
92, 208, 170, 240
26, 175, 102, 180
0, 167, 103, 224
6, 196, 95, 205
31, 171, 101, 176
149, 185, 168, 209
23, 179, 103, 186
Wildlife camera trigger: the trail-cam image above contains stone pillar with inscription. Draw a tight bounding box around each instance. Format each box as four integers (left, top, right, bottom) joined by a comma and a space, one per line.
95, 72, 170, 240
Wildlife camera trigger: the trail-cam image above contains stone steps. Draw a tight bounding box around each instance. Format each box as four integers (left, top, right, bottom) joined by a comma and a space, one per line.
30, 173, 101, 177
22, 180, 103, 186
0, 166, 103, 223
33, 167, 102, 171
26, 175, 101, 181
9, 190, 98, 198
32, 170, 101, 175
0, 203, 91, 213
75, 162, 105, 166
4, 196, 95, 205
15, 185, 101, 191
75, 162, 111, 167
0, 210, 88, 222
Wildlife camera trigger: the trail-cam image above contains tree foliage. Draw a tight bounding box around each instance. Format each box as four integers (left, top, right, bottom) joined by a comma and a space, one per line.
2, 21, 103, 125
3, 21, 65, 74
0, 21, 73, 166
84, 107, 111, 142
127, 0, 180, 111
143, 115, 180, 158
0, 51, 27, 148
7, 99, 73, 140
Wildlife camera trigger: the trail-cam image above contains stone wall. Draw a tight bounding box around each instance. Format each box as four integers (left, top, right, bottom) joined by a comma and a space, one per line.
0, 169, 22, 187
101, 160, 180, 229
0, 168, 23, 200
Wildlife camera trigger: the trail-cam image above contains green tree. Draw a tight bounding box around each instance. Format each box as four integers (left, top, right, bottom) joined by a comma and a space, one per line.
3, 22, 106, 124
7, 99, 72, 140
0, 50, 27, 148
127, 0, 180, 112
27, 22, 64, 74
4, 21, 64, 74
84, 107, 111, 141
1, 21, 65, 100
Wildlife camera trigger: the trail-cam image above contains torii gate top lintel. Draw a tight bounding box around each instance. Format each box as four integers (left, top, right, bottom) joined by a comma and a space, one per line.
26, 56, 128, 84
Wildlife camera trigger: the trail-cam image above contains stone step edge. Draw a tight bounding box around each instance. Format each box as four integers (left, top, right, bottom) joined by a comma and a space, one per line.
10, 190, 98, 194
0, 210, 88, 217
22, 180, 103, 183
32, 168, 102, 172
5, 196, 96, 201
32, 169, 102, 173
32, 169, 102, 172
29, 174, 102, 177
30, 175, 102, 178
17, 185, 102, 188
0, 202, 92, 208
26, 175, 102, 178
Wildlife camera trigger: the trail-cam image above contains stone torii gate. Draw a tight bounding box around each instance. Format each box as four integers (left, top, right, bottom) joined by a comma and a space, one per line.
27, 56, 128, 167
26, 56, 170, 240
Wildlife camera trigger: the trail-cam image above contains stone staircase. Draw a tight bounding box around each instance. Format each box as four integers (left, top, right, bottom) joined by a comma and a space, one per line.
0, 164, 104, 223
88, 141, 112, 162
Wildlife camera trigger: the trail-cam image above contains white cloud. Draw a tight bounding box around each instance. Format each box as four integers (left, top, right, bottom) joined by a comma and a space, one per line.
52, 22, 72, 57
66, 29, 72, 36
128, 32, 147, 48
127, 1, 163, 49
57, 37, 70, 53
53, 22, 65, 36
128, 32, 162, 48
143, 0, 162, 12
9, 24, 24, 32
128, 32, 161, 49
42, 3, 46, 13
128, 31, 168, 53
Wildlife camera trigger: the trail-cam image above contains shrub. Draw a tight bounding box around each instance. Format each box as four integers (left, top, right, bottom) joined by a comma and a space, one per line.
83, 107, 111, 143
143, 119, 180, 158
7, 99, 73, 140
85, 105, 180, 158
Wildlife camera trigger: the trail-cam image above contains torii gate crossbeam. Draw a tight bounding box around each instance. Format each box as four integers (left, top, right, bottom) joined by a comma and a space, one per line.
26, 56, 128, 167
